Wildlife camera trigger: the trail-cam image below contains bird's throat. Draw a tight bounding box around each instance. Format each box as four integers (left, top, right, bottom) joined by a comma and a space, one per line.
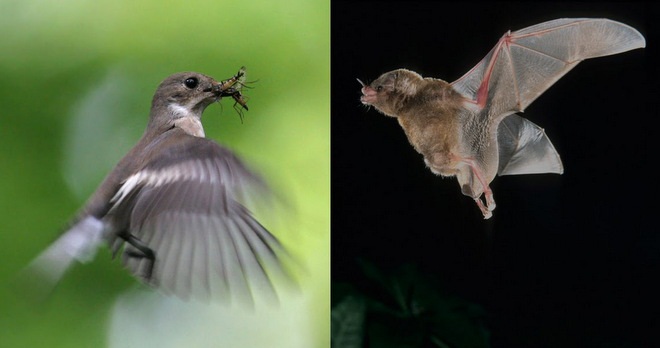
173, 117, 205, 137
167, 104, 205, 137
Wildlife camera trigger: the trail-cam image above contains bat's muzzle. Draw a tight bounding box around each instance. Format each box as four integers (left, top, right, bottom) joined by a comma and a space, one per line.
360, 85, 377, 105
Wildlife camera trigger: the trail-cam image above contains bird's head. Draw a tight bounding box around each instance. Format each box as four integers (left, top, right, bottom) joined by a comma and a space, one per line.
147, 72, 230, 137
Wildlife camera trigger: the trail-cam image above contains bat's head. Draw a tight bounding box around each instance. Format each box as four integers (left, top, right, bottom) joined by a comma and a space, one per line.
359, 69, 423, 117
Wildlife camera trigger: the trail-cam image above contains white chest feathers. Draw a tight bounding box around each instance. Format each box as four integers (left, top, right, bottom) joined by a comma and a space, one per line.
168, 104, 205, 137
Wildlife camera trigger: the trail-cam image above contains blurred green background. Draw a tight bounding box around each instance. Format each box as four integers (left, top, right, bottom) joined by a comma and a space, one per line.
0, 0, 329, 347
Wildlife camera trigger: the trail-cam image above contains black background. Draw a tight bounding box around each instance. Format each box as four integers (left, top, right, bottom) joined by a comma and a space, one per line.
331, 2, 659, 347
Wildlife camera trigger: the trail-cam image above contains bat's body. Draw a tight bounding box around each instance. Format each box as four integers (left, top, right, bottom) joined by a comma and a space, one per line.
360, 18, 645, 218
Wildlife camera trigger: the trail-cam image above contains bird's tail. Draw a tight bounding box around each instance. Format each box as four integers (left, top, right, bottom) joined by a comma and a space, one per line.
18, 216, 105, 300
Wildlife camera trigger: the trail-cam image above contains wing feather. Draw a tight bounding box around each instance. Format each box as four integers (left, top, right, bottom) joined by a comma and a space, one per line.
108, 130, 286, 301
208, 215, 231, 298
235, 214, 279, 297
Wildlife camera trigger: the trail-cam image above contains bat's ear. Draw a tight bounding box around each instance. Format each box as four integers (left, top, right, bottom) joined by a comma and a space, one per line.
497, 115, 563, 176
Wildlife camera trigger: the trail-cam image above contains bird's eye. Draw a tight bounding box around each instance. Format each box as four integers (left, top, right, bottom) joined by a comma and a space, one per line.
376, 86, 383, 92
184, 77, 199, 89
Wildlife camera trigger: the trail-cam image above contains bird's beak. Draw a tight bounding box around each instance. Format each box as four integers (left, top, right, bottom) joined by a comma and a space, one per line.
202, 81, 224, 100
209, 81, 223, 96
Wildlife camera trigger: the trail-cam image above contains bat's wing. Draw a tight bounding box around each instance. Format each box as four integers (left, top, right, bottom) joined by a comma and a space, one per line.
451, 18, 645, 119
497, 115, 563, 175
447, 18, 644, 217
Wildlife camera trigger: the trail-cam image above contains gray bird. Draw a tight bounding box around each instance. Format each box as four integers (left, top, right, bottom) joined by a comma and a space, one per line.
25, 71, 286, 302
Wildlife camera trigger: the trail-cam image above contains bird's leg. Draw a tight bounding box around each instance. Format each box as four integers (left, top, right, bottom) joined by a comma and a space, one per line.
119, 232, 155, 281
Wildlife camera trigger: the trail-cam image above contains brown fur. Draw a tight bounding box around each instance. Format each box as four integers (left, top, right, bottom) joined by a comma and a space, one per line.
363, 69, 465, 176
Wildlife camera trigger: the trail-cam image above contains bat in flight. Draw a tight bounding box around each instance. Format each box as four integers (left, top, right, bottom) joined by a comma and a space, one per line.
359, 18, 645, 218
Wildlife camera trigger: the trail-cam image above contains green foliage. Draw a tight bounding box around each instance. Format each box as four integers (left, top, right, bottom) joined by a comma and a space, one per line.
332, 294, 367, 348
332, 262, 490, 348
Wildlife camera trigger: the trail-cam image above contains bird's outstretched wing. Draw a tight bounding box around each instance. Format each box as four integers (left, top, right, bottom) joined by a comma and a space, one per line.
107, 128, 288, 303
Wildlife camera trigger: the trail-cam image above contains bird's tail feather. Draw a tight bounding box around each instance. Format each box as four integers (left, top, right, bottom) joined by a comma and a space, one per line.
18, 216, 105, 300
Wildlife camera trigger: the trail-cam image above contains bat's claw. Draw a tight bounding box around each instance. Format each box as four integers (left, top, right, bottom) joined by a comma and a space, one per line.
485, 190, 496, 211
475, 191, 496, 219
475, 197, 492, 219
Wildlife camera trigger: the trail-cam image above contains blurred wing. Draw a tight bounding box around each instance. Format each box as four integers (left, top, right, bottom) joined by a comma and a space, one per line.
109, 130, 286, 303
18, 216, 105, 301
451, 18, 645, 119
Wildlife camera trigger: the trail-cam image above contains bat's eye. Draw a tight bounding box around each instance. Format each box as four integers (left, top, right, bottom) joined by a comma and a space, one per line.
376, 86, 383, 92
184, 77, 199, 89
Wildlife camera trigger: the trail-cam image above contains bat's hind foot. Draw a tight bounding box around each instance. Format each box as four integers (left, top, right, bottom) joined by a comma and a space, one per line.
475, 190, 496, 219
